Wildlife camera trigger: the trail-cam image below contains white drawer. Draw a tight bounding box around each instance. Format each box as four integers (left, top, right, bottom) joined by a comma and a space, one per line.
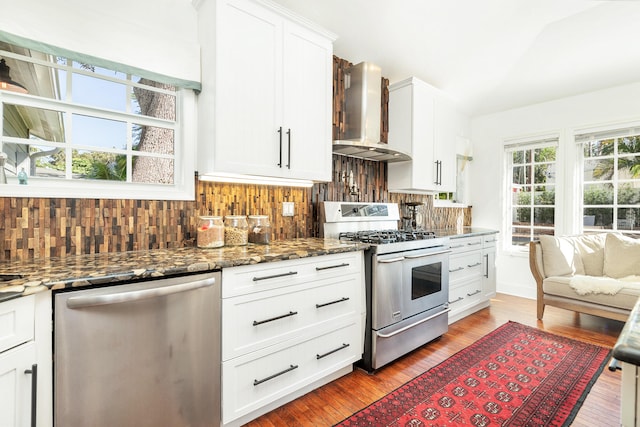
449, 251, 483, 283
222, 274, 361, 360
0, 296, 34, 354
222, 251, 362, 298
482, 234, 498, 248
449, 236, 483, 254
222, 321, 361, 424
448, 278, 483, 309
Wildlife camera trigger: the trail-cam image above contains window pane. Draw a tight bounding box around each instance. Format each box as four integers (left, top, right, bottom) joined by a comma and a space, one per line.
72, 73, 127, 111
534, 188, 555, 205
513, 207, 530, 225
31, 144, 66, 178
132, 156, 174, 184
584, 158, 614, 181
618, 155, 640, 178
534, 207, 554, 226
3, 104, 66, 142
617, 208, 639, 230
532, 228, 554, 240
534, 164, 555, 184
73, 62, 127, 80
583, 183, 614, 205
618, 136, 640, 155
511, 227, 531, 246
131, 86, 176, 120
73, 115, 126, 149
534, 147, 556, 162
584, 139, 614, 158
619, 184, 640, 205
512, 151, 524, 165
132, 125, 175, 154
512, 166, 528, 185
583, 207, 613, 229
513, 187, 531, 206
70, 150, 126, 181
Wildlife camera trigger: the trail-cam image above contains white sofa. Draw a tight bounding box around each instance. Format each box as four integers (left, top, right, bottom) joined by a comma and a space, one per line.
529, 233, 640, 322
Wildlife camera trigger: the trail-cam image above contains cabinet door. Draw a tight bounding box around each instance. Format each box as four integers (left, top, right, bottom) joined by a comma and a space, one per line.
215, 0, 284, 177
0, 342, 37, 427
433, 93, 457, 192
282, 21, 332, 181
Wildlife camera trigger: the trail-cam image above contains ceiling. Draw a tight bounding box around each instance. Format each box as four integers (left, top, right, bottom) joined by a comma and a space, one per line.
270, 0, 640, 117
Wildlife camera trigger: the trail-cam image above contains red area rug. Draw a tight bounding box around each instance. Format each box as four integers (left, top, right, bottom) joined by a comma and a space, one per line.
337, 321, 611, 426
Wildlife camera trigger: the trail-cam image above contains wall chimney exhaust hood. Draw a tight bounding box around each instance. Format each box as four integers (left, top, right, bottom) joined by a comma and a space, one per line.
333, 62, 411, 162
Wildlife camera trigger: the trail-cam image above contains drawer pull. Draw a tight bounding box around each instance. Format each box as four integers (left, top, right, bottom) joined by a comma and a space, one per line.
253, 364, 299, 386
316, 263, 350, 271
467, 289, 482, 297
467, 262, 482, 268
24, 364, 37, 427
448, 297, 464, 304
450, 244, 464, 249
253, 310, 298, 326
449, 267, 464, 272
252, 271, 298, 282
316, 297, 349, 308
467, 241, 482, 246
317, 343, 350, 360
484, 254, 489, 278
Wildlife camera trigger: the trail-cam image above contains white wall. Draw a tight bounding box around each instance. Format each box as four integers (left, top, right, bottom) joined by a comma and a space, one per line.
470, 82, 640, 299
1, 0, 200, 83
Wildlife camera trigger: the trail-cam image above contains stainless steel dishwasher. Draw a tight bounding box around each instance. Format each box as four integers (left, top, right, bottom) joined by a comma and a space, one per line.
54, 271, 221, 427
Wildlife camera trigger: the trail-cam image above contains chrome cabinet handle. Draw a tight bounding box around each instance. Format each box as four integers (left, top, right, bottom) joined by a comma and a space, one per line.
467, 289, 482, 297
448, 297, 464, 304
404, 249, 451, 259
286, 128, 291, 169
484, 254, 489, 278
253, 310, 298, 326
467, 262, 482, 268
252, 271, 297, 281
316, 297, 349, 308
316, 263, 349, 271
24, 364, 37, 427
317, 343, 350, 360
449, 267, 464, 272
378, 257, 405, 264
66, 277, 216, 308
277, 127, 283, 167
467, 241, 482, 246
254, 364, 298, 386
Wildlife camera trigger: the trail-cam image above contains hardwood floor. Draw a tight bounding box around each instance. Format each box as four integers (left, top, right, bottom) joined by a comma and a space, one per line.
245, 293, 625, 427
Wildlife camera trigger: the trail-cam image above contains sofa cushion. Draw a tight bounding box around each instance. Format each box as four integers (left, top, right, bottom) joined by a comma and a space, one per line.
573, 233, 607, 276
604, 233, 640, 278
543, 275, 640, 310
539, 235, 585, 277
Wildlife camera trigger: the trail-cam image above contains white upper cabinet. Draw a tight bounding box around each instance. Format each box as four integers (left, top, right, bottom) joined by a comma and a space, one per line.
197, 0, 335, 182
387, 77, 463, 193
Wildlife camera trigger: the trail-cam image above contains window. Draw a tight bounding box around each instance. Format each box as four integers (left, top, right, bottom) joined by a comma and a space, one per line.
0, 41, 194, 200
505, 138, 558, 247
576, 126, 640, 235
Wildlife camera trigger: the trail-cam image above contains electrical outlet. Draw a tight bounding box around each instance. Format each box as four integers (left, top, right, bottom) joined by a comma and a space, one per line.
282, 202, 294, 217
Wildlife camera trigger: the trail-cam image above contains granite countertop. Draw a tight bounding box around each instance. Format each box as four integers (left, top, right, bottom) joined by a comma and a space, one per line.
434, 227, 499, 238
0, 238, 369, 303
613, 298, 640, 366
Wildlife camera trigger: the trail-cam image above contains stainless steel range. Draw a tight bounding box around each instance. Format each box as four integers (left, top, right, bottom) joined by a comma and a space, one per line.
321, 202, 450, 372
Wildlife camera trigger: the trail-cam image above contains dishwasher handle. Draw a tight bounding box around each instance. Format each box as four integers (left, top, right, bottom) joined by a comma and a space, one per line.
66, 276, 216, 309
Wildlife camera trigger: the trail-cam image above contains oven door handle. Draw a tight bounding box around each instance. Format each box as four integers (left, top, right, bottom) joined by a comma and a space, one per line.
376, 307, 451, 338
377, 257, 405, 263
403, 249, 452, 259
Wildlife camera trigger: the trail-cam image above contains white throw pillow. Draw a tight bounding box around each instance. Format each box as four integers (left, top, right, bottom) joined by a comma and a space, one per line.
539, 235, 585, 277
573, 233, 607, 277
603, 233, 640, 279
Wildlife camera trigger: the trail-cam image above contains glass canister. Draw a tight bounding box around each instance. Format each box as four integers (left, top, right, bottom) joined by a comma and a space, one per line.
248, 215, 271, 244
224, 215, 248, 246
197, 216, 224, 248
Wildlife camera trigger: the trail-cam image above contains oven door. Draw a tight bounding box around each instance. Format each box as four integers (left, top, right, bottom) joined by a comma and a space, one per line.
401, 248, 450, 320
372, 252, 405, 330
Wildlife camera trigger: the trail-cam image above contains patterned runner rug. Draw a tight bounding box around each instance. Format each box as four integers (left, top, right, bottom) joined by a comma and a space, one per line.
336, 321, 611, 426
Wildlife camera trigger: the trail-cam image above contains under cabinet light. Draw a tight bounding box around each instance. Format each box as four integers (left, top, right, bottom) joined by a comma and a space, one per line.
198, 172, 314, 187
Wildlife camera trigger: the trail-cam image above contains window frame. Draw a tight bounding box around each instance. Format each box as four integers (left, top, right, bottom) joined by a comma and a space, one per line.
503, 135, 559, 252
0, 45, 196, 201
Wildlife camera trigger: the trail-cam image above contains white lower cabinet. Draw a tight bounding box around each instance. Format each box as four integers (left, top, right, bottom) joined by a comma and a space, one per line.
221, 251, 365, 426
448, 233, 498, 324
0, 293, 52, 427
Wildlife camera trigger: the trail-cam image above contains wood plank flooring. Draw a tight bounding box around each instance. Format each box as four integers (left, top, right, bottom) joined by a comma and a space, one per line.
245, 293, 625, 427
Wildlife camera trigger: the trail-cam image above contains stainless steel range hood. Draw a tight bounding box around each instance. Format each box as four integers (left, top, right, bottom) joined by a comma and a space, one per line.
333, 62, 411, 162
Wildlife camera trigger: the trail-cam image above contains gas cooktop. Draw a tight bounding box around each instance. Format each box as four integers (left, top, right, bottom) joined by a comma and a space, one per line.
338, 229, 437, 244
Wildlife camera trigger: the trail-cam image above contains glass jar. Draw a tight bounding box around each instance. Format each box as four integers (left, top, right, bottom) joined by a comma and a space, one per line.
248, 215, 271, 244
197, 216, 224, 248
224, 215, 248, 246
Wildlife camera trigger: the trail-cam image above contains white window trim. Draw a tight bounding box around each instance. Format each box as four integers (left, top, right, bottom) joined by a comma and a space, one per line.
502, 132, 560, 253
